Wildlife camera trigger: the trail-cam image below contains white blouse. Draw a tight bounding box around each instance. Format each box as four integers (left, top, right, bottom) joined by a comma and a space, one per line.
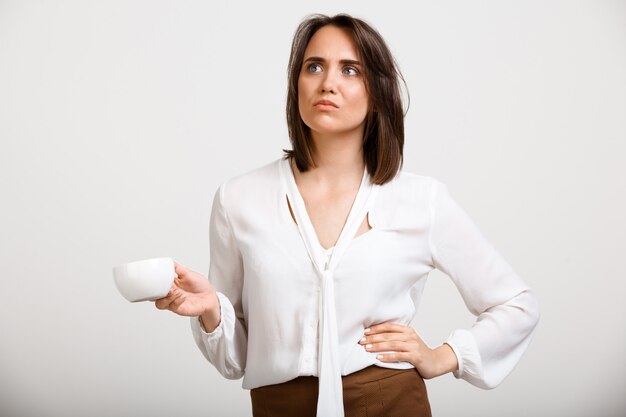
190, 158, 539, 417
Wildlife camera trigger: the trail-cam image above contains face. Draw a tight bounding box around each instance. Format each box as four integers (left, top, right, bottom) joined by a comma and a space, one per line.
297, 25, 369, 139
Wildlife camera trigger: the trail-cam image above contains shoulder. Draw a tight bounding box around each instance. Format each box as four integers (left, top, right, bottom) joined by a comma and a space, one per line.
394, 170, 442, 187
217, 158, 281, 195
224, 159, 281, 189
212, 158, 283, 214
380, 170, 445, 201
370, 170, 445, 228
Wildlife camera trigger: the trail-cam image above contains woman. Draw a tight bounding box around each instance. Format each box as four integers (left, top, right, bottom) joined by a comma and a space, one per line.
155, 13, 540, 417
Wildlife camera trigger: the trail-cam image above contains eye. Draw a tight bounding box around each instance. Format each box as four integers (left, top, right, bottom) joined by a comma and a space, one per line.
343, 66, 359, 76
307, 63, 322, 73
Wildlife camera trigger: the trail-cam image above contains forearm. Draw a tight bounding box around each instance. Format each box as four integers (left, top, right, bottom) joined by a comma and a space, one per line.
191, 292, 248, 380
446, 289, 540, 388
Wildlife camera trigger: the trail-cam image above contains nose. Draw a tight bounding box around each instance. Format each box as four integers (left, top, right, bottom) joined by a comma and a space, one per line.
320, 69, 337, 94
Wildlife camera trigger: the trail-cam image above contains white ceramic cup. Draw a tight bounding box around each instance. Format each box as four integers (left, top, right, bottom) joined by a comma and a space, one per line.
113, 257, 176, 302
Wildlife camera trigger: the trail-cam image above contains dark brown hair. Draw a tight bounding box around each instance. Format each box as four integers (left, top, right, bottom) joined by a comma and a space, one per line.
284, 13, 407, 185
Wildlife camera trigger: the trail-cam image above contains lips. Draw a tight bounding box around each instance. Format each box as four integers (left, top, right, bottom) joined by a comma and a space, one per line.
314, 99, 339, 108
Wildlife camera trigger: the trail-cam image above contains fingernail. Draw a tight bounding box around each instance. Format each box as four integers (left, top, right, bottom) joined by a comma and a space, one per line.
365, 344, 372, 349
364, 328, 371, 334
359, 337, 366, 344
377, 355, 383, 360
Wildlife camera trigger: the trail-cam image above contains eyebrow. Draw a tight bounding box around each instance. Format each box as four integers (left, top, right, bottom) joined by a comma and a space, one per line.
303, 56, 362, 66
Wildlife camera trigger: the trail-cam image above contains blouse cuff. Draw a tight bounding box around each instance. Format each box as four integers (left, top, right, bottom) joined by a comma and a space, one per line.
445, 329, 487, 388
192, 291, 228, 339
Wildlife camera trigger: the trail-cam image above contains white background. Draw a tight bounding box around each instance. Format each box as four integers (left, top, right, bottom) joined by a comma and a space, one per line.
1, 1, 624, 416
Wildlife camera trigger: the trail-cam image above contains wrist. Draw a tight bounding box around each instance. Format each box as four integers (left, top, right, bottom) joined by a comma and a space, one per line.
199, 291, 221, 332
435, 343, 459, 376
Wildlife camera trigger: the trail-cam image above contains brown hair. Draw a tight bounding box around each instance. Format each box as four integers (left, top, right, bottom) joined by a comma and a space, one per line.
284, 13, 407, 185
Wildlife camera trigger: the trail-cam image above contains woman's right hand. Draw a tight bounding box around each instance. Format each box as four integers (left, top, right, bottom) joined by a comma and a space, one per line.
154, 261, 220, 328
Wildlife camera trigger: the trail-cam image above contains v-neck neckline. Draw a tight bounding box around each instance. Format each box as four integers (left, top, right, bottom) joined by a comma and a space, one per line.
279, 157, 376, 273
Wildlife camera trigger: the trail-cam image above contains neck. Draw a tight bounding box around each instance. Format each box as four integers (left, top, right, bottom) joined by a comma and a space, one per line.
303, 129, 365, 183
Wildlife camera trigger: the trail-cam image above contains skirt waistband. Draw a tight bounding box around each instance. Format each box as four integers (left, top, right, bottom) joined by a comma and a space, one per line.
250, 365, 432, 417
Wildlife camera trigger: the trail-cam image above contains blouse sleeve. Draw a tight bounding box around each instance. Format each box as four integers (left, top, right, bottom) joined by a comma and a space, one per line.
428, 180, 540, 389
190, 182, 247, 380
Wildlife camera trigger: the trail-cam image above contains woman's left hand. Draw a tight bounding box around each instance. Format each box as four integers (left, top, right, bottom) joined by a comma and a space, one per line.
359, 322, 458, 379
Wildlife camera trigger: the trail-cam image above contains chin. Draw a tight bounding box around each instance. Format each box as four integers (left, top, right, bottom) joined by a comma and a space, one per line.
304, 119, 365, 138
309, 126, 355, 137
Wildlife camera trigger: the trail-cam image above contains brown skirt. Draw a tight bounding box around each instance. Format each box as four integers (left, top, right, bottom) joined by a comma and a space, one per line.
250, 365, 432, 417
